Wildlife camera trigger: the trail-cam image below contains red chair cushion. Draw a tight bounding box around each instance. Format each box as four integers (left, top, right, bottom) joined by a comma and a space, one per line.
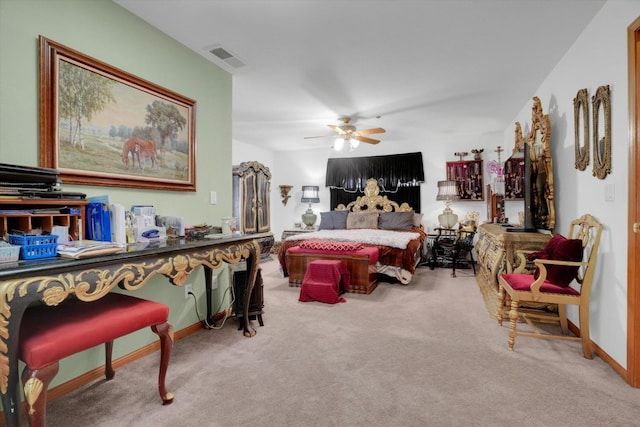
502, 273, 580, 295
527, 234, 583, 287
19, 293, 169, 369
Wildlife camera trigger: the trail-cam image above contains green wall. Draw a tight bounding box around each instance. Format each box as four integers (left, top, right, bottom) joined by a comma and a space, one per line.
0, 0, 234, 391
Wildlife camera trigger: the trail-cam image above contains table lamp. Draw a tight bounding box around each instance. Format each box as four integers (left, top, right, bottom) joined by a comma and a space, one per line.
300, 185, 320, 229
436, 180, 460, 229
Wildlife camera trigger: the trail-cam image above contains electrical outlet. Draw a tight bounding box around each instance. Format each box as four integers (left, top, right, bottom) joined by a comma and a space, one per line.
184, 283, 193, 299
211, 276, 218, 290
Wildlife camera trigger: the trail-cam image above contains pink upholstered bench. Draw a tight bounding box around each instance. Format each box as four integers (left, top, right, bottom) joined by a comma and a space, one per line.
299, 260, 351, 304
19, 293, 174, 427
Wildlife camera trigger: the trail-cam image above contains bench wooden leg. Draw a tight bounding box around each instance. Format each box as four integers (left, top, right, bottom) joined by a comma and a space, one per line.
151, 322, 174, 405
105, 340, 115, 380
21, 362, 59, 427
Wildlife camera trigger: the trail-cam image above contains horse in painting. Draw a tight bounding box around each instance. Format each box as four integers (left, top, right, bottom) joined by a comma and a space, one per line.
121, 137, 141, 170
134, 139, 158, 171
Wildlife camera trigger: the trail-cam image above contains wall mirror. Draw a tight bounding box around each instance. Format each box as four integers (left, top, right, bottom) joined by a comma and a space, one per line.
592, 84, 611, 179
574, 88, 590, 171
528, 96, 555, 230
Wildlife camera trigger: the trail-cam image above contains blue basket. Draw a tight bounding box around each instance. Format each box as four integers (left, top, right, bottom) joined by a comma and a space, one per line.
8, 234, 59, 260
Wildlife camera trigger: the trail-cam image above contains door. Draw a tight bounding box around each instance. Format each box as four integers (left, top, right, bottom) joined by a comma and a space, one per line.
627, 16, 640, 387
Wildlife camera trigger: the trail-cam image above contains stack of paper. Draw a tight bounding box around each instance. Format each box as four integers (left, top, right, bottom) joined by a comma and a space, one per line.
57, 240, 123, 259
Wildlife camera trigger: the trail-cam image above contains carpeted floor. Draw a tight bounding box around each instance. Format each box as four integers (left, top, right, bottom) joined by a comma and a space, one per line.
40, 260, 640, 426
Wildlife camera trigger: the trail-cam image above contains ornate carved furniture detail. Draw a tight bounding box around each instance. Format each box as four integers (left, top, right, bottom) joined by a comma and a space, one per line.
279, 185, 293, 205
474, 223, 551, 318
336, 178, 413, 212
505, 97, 556, 231
497, 214, 603, 358
528, 96, 555, 230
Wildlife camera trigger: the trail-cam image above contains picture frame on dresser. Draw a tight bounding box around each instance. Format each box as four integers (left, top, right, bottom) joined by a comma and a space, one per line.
38, 36, 197, 191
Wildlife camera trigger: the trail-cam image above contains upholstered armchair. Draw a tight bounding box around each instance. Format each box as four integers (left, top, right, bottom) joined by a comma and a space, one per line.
497, 213, 603, 358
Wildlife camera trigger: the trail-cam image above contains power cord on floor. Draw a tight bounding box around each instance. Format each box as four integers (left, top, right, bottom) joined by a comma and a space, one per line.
188, 283, 235, 330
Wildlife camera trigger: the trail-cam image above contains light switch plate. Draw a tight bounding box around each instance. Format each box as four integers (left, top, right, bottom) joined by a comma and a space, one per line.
210, 191, 217, 205
605, 184, 615, 201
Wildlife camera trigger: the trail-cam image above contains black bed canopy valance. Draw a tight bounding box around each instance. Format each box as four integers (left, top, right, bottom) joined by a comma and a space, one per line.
325, 152, 425, 212
325, 152, 424, 191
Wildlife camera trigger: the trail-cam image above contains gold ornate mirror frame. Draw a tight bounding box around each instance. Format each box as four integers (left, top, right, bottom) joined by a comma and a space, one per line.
574, 88, 590, 171
592, 85, 611, 179
523, 97, 555, 231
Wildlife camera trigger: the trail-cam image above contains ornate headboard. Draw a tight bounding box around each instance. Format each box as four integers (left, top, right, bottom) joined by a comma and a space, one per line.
335, 178, 414, 212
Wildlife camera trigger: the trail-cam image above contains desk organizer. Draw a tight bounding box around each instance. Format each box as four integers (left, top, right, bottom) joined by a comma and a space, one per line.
8, 234, 58, 260
0, 245, 20, 263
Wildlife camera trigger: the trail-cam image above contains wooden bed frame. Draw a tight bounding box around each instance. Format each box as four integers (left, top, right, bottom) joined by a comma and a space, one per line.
284, 178, 418, 294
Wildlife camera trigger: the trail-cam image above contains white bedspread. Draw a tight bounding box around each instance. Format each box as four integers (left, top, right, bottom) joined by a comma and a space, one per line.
284, 229, 420, 249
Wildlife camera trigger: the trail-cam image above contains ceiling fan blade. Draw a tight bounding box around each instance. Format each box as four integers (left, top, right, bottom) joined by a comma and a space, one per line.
354, 127, 386, 136
328, 124, 347, 135
304, 134, 336, 139
354, 135, 380, 145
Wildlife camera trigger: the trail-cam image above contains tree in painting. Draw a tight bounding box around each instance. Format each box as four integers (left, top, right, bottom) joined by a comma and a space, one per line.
58, 61, 115, 149
145, 100, 187, 150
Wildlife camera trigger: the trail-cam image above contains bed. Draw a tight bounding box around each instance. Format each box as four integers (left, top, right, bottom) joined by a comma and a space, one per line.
278, 179, 426, 291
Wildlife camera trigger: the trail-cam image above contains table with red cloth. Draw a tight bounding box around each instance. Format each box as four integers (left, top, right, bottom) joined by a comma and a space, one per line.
299, 260, 351, 304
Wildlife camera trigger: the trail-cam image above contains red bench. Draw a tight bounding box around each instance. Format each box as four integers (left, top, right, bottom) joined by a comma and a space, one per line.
19, 293, 174, 427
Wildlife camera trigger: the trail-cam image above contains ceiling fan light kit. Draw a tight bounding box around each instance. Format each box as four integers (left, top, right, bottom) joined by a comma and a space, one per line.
305, 117, 385, 151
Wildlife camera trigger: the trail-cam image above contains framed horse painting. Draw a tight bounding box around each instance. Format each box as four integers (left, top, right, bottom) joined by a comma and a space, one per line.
39, 36, 197, 191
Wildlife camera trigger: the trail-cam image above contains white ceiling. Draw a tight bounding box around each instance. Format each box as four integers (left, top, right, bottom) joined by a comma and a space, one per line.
113, 0, 606, 153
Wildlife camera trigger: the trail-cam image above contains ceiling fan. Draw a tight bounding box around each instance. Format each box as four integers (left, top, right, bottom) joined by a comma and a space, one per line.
304, 117, 385, 150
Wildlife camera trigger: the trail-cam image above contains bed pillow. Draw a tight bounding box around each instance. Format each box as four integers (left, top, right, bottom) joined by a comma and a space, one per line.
299, 239, 363, 251
346, 212, 379, 229
318, 210, 349, 230
527, 234, 584, 287
378, 211, 414, 231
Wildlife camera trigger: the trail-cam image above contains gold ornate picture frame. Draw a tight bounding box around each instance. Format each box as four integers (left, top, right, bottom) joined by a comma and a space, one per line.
591, 85, 611, 179
573, 88, 590, 171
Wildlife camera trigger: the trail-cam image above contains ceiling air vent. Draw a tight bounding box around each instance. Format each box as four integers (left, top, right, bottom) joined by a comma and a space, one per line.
207, 45, 246, 71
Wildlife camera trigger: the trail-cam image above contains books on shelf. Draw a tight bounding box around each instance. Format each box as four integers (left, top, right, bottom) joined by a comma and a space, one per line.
57, 240, 123, 259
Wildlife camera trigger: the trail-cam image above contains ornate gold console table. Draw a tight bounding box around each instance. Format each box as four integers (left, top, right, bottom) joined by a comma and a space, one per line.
0, 234, 266, 426
474, 224, 551, 318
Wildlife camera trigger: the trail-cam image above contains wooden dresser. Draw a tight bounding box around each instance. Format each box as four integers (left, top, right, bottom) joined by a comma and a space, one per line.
474, 223, 551, 318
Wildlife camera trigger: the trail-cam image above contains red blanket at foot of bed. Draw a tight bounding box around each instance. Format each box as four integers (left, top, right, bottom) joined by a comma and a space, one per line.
299, 260, 351, 304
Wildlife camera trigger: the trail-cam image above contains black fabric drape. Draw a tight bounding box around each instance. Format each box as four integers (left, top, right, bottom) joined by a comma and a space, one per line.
325, 152, 424, 212
325, 152, 424, 191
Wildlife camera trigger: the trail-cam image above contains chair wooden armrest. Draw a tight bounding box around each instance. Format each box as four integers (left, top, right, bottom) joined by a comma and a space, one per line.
512, 250, 536, 273
529, 259, 589, 293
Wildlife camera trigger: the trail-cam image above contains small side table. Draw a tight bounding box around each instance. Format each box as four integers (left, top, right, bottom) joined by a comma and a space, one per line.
281, 229, 315, 241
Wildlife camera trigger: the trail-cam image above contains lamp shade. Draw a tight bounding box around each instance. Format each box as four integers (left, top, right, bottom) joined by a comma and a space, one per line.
436, 180, 460, 229
301, 186, 320, 203
436, 180, 460, 201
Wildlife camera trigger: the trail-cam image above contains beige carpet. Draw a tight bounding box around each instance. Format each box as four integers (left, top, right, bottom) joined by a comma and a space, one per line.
40, 261, 640, 426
